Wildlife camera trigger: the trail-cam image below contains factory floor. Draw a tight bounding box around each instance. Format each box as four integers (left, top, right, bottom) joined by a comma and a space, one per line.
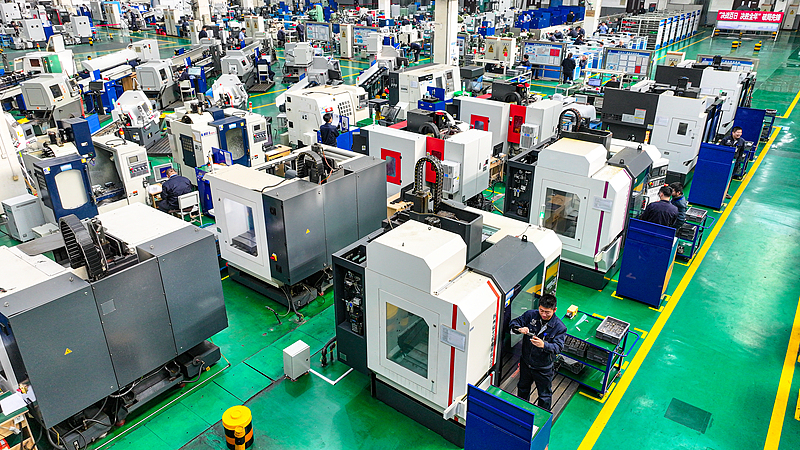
3, 26, 799, 450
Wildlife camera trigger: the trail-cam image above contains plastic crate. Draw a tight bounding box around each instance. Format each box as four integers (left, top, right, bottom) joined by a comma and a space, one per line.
685, 207, 707, 225
586, 345, 608, 364
558, 355, 585, 374
595, 316, 629, 346
564, 335, 587, 357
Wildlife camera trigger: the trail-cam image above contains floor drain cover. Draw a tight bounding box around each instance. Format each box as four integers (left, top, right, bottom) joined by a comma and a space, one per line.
664, 398, 712, 434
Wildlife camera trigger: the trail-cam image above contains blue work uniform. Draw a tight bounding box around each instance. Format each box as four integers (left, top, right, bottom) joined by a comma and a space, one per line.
158, 174, 193, 212
640, 199, 678, 227
509, 310, 567, 411
319, 122, 339, 146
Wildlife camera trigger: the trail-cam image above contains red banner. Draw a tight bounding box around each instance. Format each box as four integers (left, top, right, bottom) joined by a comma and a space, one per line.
716, 10, 784, 23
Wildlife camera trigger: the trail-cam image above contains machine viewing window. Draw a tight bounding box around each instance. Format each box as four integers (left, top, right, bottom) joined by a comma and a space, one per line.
225, 128, 246, 160
386, 156, 397, 177
677, 122, 688, 135
386, 302, 429, 378
159, 68, 168, 81
544, 188, 581, 239
223, 199, 257, 257
48, 84, 62, 99
54, 170, 88, 209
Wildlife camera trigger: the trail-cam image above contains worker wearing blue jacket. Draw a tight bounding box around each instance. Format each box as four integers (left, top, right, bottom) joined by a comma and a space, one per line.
509, 294, 567, 411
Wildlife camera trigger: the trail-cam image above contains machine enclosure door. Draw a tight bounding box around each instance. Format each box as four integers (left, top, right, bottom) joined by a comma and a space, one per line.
668, 118, 697, 147
538, 180, 590, 251
378, 289, 440, 394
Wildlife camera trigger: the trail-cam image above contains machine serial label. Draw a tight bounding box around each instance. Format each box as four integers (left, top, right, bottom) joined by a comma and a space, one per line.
440, 326, 466, 352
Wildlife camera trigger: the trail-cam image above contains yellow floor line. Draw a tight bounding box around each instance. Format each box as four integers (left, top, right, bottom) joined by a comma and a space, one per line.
795, 389, 800, 421
654, 33, 709, 61
250, 88, 288, 98
610, 291, 623, 300
780, 88, 800, 118
764, 295, 800, 447
577, 126, 782, 450
221, 275, 229, 281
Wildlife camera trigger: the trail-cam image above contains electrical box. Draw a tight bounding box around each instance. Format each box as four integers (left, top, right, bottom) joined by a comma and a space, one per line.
441, 160, 461, 194
2, 194, 46, 242
520, 124, 540, 150
283, 340, 310, 380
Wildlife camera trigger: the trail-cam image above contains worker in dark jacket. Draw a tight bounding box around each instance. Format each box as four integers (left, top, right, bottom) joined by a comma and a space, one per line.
319, 113, 340, 146
277, 26, 286, 47
720, 126, 747, 198
509, 294, 567, 411
669, 182, 688, 228
566, 10, 575, 23
640, 185, 678, 227
561, 53, 576, 83
198, 26, 208, 39
158, 168, 193, 212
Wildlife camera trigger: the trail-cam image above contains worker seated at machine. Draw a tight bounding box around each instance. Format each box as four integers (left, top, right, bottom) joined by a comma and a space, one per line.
157, 168, 194, 213
640, 185, 678, 228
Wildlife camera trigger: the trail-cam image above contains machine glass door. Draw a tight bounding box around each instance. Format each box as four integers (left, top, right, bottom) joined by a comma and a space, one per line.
471, 114, 490, 132
379, 289, 439, 393
540, 181, 588, 250
221, 195, 261, 261
667, 118, 697, 146
54, 169, 90, 209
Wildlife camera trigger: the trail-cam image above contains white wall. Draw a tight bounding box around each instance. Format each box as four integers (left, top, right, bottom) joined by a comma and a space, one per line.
0, 151, 27, 203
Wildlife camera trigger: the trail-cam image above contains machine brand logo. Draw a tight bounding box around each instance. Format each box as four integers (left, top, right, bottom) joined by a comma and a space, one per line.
64, 348, 72, 355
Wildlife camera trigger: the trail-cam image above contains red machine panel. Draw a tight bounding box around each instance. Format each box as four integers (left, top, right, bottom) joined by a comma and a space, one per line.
381, 148, 402, 185
508, 104, 527, 144
425, 136, 445, 183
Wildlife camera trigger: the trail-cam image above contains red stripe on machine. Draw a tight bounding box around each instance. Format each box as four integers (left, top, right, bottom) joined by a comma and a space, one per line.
594, 182, 609, 271
487, 281, 501, 367
448, 304, 458, 406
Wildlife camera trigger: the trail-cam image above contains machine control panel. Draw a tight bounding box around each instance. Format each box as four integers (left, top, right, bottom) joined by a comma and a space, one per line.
253, 130, 267, 143
127, 154, 150, 178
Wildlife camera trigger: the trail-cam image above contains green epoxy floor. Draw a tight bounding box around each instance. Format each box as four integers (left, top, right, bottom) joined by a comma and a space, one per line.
5, 26, 800, 450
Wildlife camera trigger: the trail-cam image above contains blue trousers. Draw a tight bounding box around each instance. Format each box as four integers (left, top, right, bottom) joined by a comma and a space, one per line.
517, 363, 554, 411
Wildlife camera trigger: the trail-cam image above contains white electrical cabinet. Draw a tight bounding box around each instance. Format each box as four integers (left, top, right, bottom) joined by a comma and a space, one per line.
2, 194, 46, 242
283, 340, 310, 380
650, 92, 713, 178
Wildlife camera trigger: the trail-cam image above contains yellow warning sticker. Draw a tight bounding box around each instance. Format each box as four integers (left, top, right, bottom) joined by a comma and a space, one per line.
64, 348, 72, 355
306, 229, 310, 234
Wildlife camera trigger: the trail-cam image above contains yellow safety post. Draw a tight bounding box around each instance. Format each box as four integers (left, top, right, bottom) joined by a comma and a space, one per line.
222, 406, 253, 450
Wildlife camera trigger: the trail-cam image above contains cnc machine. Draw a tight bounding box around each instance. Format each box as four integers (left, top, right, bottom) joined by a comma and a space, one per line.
331, 158, 562, 446
204, 144, 387, 308
0, 204, 226, 450
285, 84, 369, 146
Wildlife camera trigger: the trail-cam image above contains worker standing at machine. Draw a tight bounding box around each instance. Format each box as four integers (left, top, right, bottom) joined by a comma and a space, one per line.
510, 294, 566, 411
158, 168, 193, 213
296, 22, 305, 41
566, 10, 575, 23
198, 26, 208, 39
640, 185, 678, 227
598, 22, 609, 34
669, 182, 688, 228
238, 28, 246, 49
319, 113, 340, 146
409, 41, 422, 62
561, 53, 576, 84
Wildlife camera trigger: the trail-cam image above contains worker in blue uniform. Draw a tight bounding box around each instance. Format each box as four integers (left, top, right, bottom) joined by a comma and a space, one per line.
238, 28, 246, 49
319, 113, 340, 146
509, 294, 567, 411
640, 185, 678, 227
669, 182, 688, 228
158, 168, 193, 213
720, 126, 746, 198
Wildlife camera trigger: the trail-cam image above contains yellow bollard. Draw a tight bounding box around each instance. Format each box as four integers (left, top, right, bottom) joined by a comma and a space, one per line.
731, 41, 739, 50
222, 406, 253, 450
234, 427, 246, 450
754, 41, 762, 52
714, 29, 720, 37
